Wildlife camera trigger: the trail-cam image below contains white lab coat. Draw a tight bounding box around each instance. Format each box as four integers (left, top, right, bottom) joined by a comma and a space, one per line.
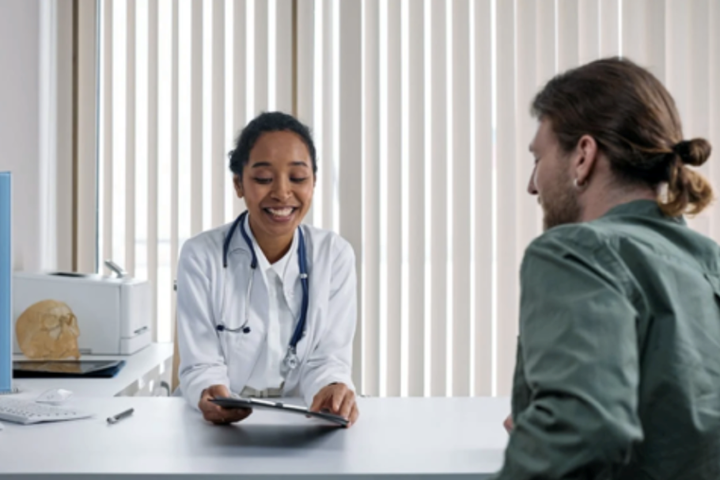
176, 220, 357, 410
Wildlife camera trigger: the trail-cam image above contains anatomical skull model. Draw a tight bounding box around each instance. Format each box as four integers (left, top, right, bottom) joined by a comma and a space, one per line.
15, 300, 81, 359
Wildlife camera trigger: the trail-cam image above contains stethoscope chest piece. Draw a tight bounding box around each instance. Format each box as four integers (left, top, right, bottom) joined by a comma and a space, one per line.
283, 348, 300, 371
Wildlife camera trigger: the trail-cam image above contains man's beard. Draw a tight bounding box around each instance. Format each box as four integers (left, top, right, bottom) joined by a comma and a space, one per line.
540, 177, 582, 231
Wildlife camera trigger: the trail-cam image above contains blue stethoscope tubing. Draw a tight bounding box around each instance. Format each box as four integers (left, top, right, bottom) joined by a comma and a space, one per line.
218, 210, 309, 370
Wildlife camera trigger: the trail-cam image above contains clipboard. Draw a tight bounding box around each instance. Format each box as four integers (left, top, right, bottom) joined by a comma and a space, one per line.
210, 396, 349, 427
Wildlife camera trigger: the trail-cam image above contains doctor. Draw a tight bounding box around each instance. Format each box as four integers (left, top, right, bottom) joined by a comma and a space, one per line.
176, 111, 359, 426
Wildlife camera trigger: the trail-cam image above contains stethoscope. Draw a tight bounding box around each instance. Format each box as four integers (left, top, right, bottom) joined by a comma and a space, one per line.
217, 210, 309, 372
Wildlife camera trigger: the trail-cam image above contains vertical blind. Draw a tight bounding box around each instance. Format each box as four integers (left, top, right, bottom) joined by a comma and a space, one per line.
87, 0, 720, 397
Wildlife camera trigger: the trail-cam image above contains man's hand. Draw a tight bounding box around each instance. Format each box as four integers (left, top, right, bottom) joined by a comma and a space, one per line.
198, 384, 252, 425
503, 415, 514, 434
309, 383, 359, 427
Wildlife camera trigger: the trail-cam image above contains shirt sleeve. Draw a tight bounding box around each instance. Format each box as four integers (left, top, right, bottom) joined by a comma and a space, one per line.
176, 239, 230, 411
299, 239, 357, 406
494, 229, 644, 479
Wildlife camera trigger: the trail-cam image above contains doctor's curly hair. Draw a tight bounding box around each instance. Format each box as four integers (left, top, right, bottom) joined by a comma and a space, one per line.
228, 111, 318, 179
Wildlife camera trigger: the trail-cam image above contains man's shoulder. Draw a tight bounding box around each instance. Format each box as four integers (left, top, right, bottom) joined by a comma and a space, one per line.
528, 222, 611, 255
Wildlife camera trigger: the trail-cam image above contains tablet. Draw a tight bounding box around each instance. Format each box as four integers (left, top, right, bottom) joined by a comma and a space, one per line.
12, 360, 126, 378
210, 396, 349, 427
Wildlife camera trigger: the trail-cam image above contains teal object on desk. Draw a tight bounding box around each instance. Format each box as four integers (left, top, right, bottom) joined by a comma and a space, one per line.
0, 172, 11, 394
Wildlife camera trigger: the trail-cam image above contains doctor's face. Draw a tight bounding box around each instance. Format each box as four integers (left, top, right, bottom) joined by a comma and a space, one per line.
528, 119, 581, 230
234, 130, 315, 243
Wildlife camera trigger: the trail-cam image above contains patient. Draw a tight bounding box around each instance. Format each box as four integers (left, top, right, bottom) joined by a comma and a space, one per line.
494, 58, 720, 479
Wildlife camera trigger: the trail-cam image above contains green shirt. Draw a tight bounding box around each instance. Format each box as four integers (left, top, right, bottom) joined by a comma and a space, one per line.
495, 200, 720, 480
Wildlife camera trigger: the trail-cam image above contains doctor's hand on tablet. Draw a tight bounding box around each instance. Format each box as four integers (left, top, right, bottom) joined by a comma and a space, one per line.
309, 383, 359, 428
199, 385, 253, 425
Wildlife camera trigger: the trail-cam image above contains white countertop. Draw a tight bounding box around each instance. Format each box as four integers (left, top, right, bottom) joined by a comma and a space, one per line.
11, 343, 174, 397
0, 396, 510, 479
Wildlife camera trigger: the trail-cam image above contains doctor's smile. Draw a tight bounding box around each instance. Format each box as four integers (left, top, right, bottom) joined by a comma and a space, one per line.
262, 207, 299, 222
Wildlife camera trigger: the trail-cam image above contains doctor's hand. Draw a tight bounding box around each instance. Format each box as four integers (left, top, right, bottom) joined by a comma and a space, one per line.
198, 384, 252, 425
309, 383, 359, 427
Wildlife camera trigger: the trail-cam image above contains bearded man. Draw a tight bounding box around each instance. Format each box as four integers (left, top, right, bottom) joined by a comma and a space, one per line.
494, 58, 720, 480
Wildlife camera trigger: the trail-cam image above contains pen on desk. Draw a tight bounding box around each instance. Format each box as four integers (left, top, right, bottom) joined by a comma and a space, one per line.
107, 408, 134, 424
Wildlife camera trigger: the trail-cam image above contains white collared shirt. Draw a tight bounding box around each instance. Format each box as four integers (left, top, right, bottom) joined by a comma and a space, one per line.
244, 220, 301, 391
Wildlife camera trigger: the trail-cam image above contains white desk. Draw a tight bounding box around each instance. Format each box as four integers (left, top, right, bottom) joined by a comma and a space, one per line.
12, 343, 174, 397
0, 396, 510, 479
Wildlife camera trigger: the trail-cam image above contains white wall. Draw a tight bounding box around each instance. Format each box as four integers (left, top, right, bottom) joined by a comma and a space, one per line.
0, 0, 73, 273
0, 0, 43, 272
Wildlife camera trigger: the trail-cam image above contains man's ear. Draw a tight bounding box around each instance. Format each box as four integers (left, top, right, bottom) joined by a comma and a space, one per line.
233, 174, 244, 199
573, 134, 599, 187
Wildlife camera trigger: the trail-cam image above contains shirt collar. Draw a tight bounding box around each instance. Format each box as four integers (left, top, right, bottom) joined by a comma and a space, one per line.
243, 213, 298, 282
601, 199, 686, 225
